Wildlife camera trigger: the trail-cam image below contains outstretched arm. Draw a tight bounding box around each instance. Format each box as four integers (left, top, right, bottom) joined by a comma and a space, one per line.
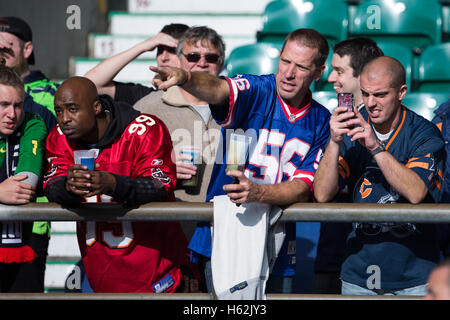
85, 33, 178, 97
151, 66, 230, 106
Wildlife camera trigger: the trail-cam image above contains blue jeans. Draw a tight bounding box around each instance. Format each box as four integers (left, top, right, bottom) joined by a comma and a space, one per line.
341, 280, 427, 296
266, 275, 293, 293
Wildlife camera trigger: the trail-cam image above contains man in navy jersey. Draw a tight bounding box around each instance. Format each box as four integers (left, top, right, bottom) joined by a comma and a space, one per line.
314, 56, 444, 295
152, 28, 331, 293
314, 37, 384, 294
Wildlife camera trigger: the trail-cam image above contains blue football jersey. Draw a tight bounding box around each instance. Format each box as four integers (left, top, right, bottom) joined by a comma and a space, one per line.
338, 106, 445, 289
188, 74, 331, 277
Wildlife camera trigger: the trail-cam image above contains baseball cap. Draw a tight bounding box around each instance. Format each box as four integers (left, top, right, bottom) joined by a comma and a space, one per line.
0, 17, 35, 65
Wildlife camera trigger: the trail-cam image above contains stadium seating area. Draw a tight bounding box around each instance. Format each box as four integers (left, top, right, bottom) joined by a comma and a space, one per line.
59, 0, 449, 293
224, 0, 449, 116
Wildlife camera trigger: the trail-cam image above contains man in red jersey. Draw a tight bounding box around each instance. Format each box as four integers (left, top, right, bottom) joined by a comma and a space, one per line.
43, 76, 196, 293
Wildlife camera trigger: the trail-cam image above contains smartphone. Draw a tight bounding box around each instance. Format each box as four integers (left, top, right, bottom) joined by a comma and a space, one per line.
338, 93, 354, 113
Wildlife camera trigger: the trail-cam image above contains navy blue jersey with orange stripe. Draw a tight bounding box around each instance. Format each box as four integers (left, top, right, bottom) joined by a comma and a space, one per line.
188, 73, 331, 277
338, 105, 445, 289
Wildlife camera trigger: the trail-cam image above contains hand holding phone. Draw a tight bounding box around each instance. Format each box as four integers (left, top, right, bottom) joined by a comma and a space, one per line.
338, 92, 355, 129
338, 93, 354, 113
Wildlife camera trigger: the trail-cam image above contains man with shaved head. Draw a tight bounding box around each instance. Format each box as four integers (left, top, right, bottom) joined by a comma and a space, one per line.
314, 56, 445, 295
43, 76, 198, 293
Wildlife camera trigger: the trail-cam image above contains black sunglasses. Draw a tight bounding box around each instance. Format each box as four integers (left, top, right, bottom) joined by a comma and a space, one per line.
182, 52, 220, 64
156, 45, 177, 56
355, 222, 417, 238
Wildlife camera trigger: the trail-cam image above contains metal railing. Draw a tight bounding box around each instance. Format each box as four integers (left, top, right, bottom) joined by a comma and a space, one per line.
2, 202, 450, 222
1, 201, 446, 300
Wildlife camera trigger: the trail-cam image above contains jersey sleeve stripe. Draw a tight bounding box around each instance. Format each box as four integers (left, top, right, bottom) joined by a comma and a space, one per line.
290, 170, 314, 186
338, 156, 350, 179
405, 161, 430, 170
218, 77, 238, 128
290, 174, 313, 189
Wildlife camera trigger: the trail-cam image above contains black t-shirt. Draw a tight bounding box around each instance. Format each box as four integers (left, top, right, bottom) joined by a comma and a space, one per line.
113, 81, 156, 106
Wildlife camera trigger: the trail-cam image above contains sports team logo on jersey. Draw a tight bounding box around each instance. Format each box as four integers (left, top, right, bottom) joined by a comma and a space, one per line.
359, 178, 372, 199
151, 168, 171, 184
43, 157, 58, 181
354, 167, 399, 204
151, 159, 163, 165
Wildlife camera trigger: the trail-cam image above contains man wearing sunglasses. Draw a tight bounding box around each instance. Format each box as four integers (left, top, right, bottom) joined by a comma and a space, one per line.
313, 56, 444, 296
85, 23, 188, 105
152, 28, 331, 294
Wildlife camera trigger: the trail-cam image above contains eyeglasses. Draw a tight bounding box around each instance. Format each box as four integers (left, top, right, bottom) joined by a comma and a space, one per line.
182, 52, 220, 64
156, 45, 177, 56
355, 222, 418, 238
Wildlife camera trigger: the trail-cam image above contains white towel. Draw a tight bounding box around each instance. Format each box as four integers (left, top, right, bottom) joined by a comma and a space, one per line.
211, 195, 284, 300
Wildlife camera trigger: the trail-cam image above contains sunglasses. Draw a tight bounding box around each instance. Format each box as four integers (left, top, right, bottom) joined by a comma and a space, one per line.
182, 52, 220, 64
355, 222, 417, 238
156, 45, 177, 56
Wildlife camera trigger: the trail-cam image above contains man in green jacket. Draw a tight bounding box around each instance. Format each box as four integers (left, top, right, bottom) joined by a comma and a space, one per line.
0, 16, 57, 292
0, 65, 47, 292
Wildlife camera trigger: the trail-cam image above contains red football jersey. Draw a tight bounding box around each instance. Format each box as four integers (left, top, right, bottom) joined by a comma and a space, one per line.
44, 113, 189, 293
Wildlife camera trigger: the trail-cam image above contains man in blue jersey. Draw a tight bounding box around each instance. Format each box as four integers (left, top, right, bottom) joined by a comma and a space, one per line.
314, 56, 444, 295
152, 28, 331, 293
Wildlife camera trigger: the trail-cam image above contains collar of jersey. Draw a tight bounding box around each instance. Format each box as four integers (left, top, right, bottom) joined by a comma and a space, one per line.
276, 86, 312, 123
368, 104, 407, 151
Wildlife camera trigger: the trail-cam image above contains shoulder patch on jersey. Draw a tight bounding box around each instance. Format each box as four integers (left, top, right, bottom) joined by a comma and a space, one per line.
152, 274, 175, 293
151, 168, 171, 185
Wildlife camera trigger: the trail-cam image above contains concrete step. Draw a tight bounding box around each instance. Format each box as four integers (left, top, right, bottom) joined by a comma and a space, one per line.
127, 0, 271, 14
108, 11, 263, 37
45, 260, 80, 291
48, 232, 80, 257
89, 33, 256, 60
46, 222, 81, 292
69, 57, 155, 86
50, 221, 76, 233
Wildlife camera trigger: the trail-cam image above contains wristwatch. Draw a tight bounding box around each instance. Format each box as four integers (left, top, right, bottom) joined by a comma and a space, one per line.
370, 140, 386, 156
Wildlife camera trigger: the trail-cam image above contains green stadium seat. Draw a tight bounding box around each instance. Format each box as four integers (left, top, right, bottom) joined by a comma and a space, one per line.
416, 43, 450, 92
377, 42, 414, 89
402, 92, 450, 120
257, 0, 349, 46
312, 91, 338, 112
225, 42, 282, 77
441, 0, 450, 42
348, 0, 442, 53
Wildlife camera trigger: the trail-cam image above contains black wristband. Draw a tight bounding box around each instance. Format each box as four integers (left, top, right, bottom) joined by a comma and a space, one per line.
370, 141, 386, 156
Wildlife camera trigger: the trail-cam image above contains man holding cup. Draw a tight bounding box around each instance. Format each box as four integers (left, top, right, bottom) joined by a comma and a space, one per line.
43, 76, 197, 293
0, 65, 47, 292
152, 28, 331, 293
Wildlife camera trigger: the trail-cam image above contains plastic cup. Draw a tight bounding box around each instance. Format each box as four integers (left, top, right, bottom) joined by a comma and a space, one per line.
226, 133, 249, 173
180, 146, 201, 187
74, 150, 97, 170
